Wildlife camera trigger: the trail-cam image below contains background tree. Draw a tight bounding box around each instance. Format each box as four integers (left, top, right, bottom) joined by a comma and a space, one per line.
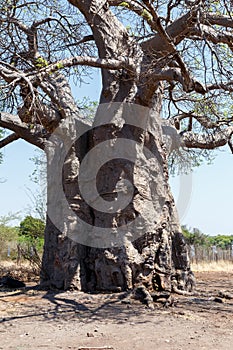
182, 226, 209, 247
19, 215, 45, 239
17, 215, 44, 269
0, 214, 19, 259
0, 1, 232, 301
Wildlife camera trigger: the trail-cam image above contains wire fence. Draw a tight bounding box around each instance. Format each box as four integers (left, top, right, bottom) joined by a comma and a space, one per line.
188, 245, 233, 264
2, 242, 233, 265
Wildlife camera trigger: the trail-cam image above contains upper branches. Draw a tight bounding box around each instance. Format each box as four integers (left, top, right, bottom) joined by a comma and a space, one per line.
173, 112, 233, 130
1, 0, 233, 154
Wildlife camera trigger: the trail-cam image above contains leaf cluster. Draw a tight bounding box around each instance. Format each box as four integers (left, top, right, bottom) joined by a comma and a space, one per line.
182, 225, 233, 249
19, 215, 45, 239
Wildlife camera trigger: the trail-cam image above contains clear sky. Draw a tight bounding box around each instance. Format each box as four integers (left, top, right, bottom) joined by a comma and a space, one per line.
0, 69, 232, 235
170, 148, 233, 235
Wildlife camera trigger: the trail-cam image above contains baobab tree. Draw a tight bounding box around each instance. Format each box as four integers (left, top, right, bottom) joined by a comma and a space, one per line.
0, 0, 233, 303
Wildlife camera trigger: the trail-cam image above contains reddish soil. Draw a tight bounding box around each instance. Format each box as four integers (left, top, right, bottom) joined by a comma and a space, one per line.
0, 271, 233, 350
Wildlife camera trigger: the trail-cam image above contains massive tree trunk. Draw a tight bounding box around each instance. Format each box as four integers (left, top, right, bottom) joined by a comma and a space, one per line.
40, 0, 194, 300
40, 89, 193, 298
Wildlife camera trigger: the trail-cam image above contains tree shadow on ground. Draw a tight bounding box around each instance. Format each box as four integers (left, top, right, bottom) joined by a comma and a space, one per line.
0, 274, 233, 326
0, 284, 154, 325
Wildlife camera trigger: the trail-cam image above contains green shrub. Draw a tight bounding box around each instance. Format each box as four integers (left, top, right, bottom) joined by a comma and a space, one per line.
19, 216, 45, 239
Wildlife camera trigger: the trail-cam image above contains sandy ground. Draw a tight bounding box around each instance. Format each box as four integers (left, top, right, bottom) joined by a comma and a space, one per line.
0, 271, 233, 350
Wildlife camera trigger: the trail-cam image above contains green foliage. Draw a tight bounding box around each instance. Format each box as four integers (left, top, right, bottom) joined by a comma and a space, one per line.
0, 212, 21, 226
17, 234, 44, 253
29, 149, 46, 184
0, 215, 44, 261
18, 216, 45, 262
182, 226, 209, 246
28, 150, 47, 221
77, 97, 98, 121
0, 223, 18, 243
19, 215, 45, 239
168, 147, 216, 176
119, 2, 130, 8
35, 57, 49, 68
182, 225, 233, 248
0, 223, 19, 259
141, 9, 153, 22
55, 62, 64, 70
208, 235, 233, 249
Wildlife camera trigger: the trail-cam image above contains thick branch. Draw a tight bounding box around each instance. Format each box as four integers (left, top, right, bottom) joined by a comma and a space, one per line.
68, 0, 140, 103
0, 112, 47, 150
141, 10, 198, 55
29, 56, 135, 80
141, 10, 233, 56
0, 133, 20, 149
0, 17, 29, 33
151, 67, 206, 94
0, 62, 36, 110
190, 25, 233, 51
36, 73, 83, 129
205, 13, 233, 29
0, 56, 134, 104
228, 140, 233, 153
181, 127, 233, 149
207, 80, 233, 92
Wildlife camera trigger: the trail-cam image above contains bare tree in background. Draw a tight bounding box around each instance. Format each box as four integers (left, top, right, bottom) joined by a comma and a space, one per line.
0, 0, 232, 302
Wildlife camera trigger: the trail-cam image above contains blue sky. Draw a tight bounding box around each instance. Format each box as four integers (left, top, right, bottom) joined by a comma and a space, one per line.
0, 69, 232, 235
170, 148, 233, 235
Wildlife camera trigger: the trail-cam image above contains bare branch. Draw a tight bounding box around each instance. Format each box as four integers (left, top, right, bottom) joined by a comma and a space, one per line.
181, 127, 233, 149
0, 133, 20, 149
205, 13, 233, 29
0, 17, 30, 33
31, 17, 62, 28
0, 56, 125, 120
190, 25, 233, 51
228, 140, 233, 154
173, 113, 233, 129
207, 80, 233, 92
62, 35, 94, 48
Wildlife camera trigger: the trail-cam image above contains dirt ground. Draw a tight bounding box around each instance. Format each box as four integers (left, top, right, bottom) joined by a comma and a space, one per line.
0, 271, 233, 350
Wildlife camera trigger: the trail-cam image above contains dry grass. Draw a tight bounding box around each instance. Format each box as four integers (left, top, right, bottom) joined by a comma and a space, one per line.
191, 260, 233, 272
0, 260, 40, 282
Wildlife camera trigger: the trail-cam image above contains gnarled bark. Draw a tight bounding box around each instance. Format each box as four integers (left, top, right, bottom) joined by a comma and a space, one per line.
41, 91, 194, 302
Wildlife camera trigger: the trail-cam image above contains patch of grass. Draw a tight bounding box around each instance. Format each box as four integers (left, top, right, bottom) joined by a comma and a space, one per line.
191, 260, 233, 272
